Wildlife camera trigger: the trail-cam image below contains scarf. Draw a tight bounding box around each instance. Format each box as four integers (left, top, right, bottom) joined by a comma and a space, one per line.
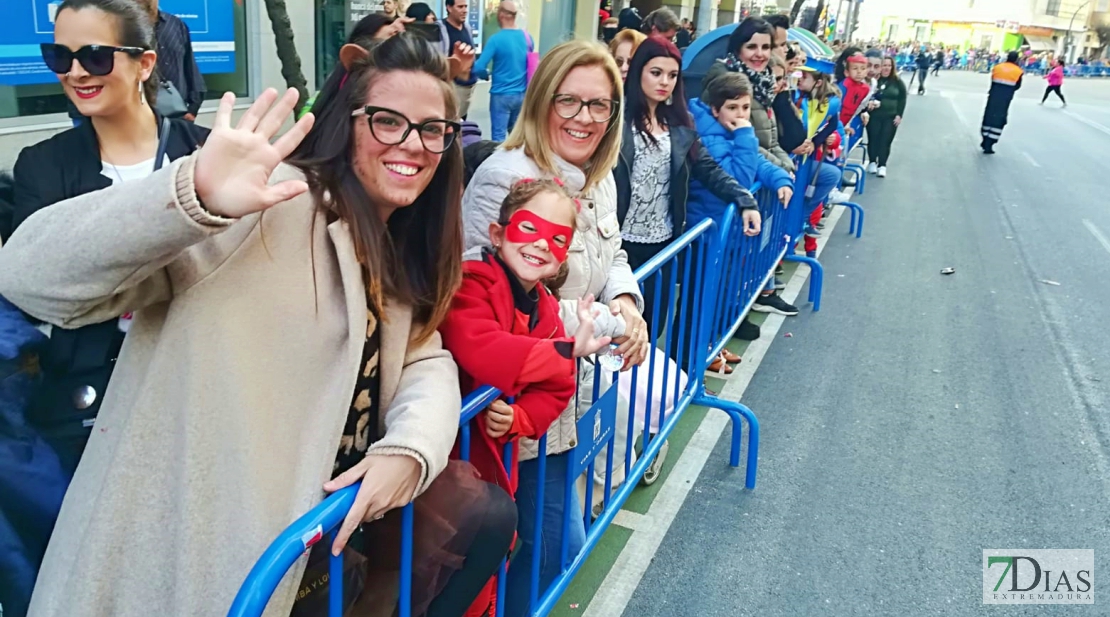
722, 53, 776, 108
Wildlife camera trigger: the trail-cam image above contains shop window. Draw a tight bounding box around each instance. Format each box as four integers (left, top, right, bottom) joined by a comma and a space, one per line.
0, 0, 250, 122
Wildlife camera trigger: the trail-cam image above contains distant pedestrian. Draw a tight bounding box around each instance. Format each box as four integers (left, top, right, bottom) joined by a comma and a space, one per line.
914, 47, 930, 94
443, 0, 477, 118
980, 51, 1024, 154
137, 0, 206, 120
1041, 58, 1067, 107
472, 0, 531, 140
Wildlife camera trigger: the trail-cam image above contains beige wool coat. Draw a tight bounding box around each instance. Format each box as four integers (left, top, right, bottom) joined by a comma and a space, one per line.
0, 155, 461, 617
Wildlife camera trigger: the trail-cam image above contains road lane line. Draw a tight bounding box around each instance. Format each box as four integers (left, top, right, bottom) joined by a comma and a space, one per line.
1083, 219, 1110, 257
1022, 151, 1041, 168
1064, 110, 1110, 138
584, 206, 849, 617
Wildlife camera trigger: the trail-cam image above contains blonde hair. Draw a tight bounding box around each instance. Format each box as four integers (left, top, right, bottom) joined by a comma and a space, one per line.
503, 40, 623, 192
608, 28, 646, 58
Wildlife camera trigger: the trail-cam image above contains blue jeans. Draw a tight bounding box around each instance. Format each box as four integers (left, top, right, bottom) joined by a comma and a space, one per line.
806, 162, 842, 214
490, 92, 524, 141
504, 451, 587, 617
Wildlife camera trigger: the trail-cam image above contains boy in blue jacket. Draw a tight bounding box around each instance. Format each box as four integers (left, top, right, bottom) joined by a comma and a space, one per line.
688, 71, 793, 228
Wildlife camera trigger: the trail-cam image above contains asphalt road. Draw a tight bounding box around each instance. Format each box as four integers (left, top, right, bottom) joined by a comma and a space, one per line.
621, 70, 1110, 616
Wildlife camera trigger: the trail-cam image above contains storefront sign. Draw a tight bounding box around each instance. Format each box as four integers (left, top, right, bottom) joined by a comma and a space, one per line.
1019, 26, 1055, 37
0, 0, 237, 86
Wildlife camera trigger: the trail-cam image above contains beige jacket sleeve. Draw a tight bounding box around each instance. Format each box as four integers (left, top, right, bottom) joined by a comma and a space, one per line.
367, 328, 461, 496
0, 155, 250, 328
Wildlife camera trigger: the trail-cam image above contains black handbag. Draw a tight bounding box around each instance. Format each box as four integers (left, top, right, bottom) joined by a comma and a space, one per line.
154, 80, 189, 118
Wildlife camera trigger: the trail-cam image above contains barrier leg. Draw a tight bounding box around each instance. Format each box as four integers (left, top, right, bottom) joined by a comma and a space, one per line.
844, 163, 866, 195
693, 394, 759, 489
784, 254, 823, 312
842, 202, 865, 238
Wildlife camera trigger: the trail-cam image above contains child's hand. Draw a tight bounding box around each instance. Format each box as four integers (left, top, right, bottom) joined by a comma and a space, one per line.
573, 294, 613, 358
845, 126, 856, 136
485, 400, 514, 438
729, 117, 752, 130
861, 112, 870, 126
777, 186, 793, 207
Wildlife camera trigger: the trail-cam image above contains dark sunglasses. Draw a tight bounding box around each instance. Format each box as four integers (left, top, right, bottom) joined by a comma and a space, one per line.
40, 43, 145, 76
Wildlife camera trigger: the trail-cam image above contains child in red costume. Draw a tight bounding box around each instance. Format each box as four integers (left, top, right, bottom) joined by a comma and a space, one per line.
440, 178, 615, 617
839, 53, 872, 140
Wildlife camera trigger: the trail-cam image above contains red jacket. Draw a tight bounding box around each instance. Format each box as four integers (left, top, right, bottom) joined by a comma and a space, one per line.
440, 254, 577, 497
839, 78, 871, 126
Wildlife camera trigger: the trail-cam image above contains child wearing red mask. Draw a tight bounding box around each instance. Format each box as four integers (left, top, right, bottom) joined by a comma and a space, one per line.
440, 178, 621, 617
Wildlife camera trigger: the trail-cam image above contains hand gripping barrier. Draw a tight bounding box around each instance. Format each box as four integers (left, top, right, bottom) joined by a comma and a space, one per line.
231, 154, 882, 615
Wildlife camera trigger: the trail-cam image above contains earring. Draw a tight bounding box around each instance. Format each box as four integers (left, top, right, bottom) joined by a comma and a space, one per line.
139, 80, 147, 106
666, 94, 673, 106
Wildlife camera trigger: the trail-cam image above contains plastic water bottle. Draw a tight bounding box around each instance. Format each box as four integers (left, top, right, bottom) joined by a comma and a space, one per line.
597, 343, 623, 372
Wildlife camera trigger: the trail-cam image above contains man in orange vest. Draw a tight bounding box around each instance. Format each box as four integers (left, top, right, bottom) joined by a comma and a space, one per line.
980, 51, 1024, 154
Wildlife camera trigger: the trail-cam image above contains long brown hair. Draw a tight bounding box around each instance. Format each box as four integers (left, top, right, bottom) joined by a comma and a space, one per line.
288, 33, 463, 342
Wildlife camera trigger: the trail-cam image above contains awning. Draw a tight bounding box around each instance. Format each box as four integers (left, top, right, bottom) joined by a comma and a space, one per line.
1024, 35, 1056, 52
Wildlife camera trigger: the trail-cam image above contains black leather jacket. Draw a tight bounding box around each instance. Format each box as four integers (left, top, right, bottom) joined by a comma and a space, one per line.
11, 115, 207, 469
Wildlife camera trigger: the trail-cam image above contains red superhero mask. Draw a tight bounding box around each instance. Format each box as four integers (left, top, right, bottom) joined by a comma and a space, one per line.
504, 209, 574, 263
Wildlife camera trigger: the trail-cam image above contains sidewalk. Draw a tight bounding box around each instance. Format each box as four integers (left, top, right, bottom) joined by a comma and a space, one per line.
465, 81, 493, 140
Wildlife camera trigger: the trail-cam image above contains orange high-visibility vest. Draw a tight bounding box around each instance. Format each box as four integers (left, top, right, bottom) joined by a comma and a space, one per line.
991, 62, 1024, 86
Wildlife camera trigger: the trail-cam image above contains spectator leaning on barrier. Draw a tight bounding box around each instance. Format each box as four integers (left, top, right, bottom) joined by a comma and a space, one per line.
12, 0, 208, 476
442, 178, 619, 617
1, 33, 515, 617
473, 1, 531, 140
135, 0, 206, 120
704, 18, 796, 173
689, 72, 792, 241
617, 36, 760, 369
443, 0, 477, 118
608, 27, 647, 83
462, 40, 649, 617
865, 56, 906, 178
980, 51, 1023, 154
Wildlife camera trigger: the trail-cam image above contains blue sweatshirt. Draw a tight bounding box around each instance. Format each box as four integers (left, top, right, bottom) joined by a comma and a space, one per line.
473, 28, 531, 95
687, 98, 793, 226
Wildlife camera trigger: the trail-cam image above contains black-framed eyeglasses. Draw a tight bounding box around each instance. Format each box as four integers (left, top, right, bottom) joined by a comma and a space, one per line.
40, 43, 145, 76
552, 94, 619, 123
351, 106, 462, 153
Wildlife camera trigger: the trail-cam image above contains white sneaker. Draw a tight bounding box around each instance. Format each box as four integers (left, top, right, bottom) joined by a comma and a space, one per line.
828, 188, 851, 204
867, 162, 878, 174
877, 166, 887, 178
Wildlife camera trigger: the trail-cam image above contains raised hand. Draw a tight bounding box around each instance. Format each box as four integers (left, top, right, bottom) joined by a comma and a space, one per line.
193, 88, 315, 219
449, 41, 476, 81
573, 295, 612, 358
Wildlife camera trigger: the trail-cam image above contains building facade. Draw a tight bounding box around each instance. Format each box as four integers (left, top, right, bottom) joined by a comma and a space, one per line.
871, 0, 1098, 58
0, 0, 596, 167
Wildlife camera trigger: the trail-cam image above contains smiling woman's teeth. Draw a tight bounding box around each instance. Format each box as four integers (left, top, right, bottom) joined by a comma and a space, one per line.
384, 163, 419, 176
566, 129, 590, 139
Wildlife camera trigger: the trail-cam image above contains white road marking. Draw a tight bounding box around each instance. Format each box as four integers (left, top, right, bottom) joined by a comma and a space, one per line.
1083, 219, 1110, 257
1064, 109, 1110, 138
584, 206, 848, 617
611, 509, 646, 531
1022, 151, 1041, 167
